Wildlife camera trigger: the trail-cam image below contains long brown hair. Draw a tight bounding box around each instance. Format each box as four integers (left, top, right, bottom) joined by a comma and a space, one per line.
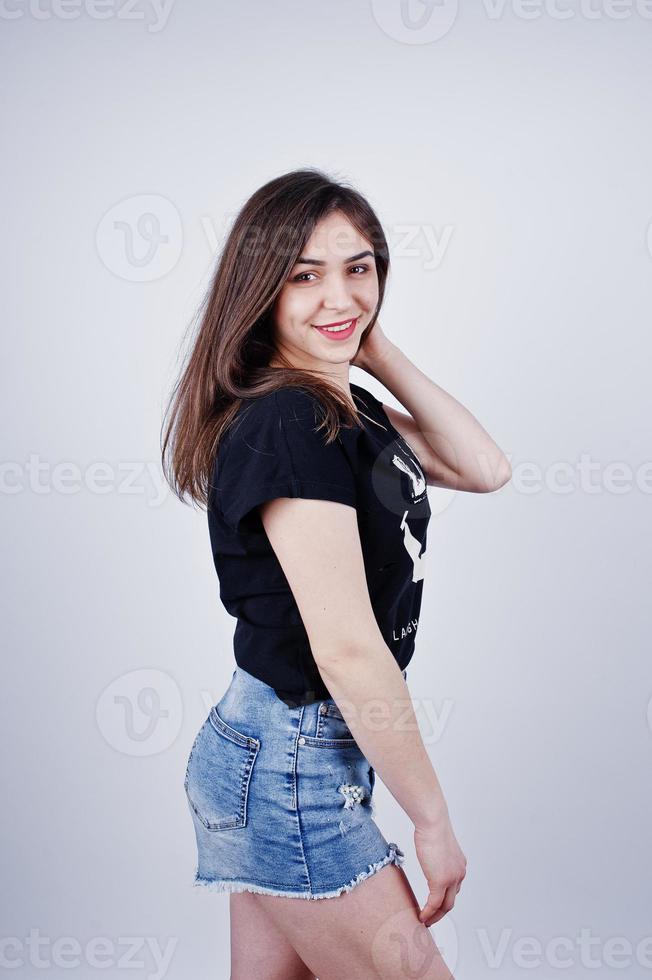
161, 168, 390, 508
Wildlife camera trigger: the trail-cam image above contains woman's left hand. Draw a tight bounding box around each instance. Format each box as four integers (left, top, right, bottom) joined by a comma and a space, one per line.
350, 318, 396, 372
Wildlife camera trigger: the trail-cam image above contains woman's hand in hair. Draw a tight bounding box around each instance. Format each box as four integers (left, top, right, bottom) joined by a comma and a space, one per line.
350, 318, 396, 372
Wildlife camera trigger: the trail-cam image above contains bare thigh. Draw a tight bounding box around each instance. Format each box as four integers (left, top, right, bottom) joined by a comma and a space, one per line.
230, 891, 316, 980
250, 863, 455, 980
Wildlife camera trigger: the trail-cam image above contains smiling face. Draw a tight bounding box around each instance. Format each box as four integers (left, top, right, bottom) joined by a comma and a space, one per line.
269, 210, 379, 375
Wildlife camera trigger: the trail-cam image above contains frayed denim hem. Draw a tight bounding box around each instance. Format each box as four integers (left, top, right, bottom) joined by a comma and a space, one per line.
192, 841, 406, 900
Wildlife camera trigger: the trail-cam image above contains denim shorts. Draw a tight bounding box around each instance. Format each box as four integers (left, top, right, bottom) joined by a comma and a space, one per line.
184, 664, 407, 900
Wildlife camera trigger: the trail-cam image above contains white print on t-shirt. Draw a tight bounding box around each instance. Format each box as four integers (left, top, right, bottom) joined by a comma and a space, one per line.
400, 510, 426, 583
392, 617, 419, 641
391, 442, 427, 501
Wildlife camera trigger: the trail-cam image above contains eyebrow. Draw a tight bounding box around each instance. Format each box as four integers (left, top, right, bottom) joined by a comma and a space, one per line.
293, 249, 375, 267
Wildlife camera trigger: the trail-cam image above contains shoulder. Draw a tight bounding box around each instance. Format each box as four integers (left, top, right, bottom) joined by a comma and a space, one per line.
211, 386, 360, 527
238, 386, 318, 416
273, 386, 321, 416
227, 387, 319, 438
236, 383, 374, 419
221, 387, 326, 458
248, 384, 360, 425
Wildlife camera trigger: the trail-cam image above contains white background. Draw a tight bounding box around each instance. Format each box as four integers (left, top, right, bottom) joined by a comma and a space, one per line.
3, 1, 651, 977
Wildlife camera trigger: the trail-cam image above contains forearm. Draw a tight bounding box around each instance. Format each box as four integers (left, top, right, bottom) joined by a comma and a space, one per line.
365, 342, 511, 490
316, 645, 449, 830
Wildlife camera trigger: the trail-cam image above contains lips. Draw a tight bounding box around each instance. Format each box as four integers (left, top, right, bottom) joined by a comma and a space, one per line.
312, 317, 359, 341
313, 318, 357, 328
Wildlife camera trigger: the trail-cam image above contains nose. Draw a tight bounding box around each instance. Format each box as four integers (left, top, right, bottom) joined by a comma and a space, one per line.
322, 283, 356, 314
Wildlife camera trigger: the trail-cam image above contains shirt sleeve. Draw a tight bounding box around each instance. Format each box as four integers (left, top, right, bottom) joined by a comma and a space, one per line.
213, 388, 358, 534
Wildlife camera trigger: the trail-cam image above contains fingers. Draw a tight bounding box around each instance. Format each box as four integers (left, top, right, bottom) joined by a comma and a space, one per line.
418, 890, 444, 925
419, 881, 461, 928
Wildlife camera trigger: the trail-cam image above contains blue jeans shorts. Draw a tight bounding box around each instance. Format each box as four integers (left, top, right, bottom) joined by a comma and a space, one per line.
184, 664, 408, 900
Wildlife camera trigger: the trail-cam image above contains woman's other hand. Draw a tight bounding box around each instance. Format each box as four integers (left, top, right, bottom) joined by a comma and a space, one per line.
414, 817, 467, 927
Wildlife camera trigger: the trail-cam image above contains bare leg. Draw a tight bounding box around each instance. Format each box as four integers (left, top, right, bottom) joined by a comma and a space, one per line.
230, 891, 315, 980
250, 863, 455, 980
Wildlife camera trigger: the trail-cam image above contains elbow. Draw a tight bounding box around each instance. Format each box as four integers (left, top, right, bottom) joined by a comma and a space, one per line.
312, 634, 382, 674
310, 613, 385, 670
487, 458, 512, 491
313, 645, 365, 673
474, 455, 512, 493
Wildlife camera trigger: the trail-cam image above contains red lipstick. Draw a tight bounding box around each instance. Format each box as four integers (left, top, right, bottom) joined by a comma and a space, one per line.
312, 317, 359, 341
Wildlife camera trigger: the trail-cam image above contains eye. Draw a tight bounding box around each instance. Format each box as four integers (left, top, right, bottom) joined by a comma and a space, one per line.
291, 264, 369, 283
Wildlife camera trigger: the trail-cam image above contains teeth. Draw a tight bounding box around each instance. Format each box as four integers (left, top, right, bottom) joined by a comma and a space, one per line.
321, 320, 353, 333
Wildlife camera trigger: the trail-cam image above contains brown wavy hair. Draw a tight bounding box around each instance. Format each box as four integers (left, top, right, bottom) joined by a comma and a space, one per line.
161, 167, 390, 508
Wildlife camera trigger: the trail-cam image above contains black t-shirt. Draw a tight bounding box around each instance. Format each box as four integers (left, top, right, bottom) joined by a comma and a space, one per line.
207, 382, 431, 707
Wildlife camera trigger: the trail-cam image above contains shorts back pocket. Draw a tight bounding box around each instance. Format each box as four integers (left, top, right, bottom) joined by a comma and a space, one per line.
184, 707, 260, 831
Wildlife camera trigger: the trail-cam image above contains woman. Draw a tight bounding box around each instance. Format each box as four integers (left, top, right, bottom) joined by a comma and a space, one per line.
162, 169, 511, 979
